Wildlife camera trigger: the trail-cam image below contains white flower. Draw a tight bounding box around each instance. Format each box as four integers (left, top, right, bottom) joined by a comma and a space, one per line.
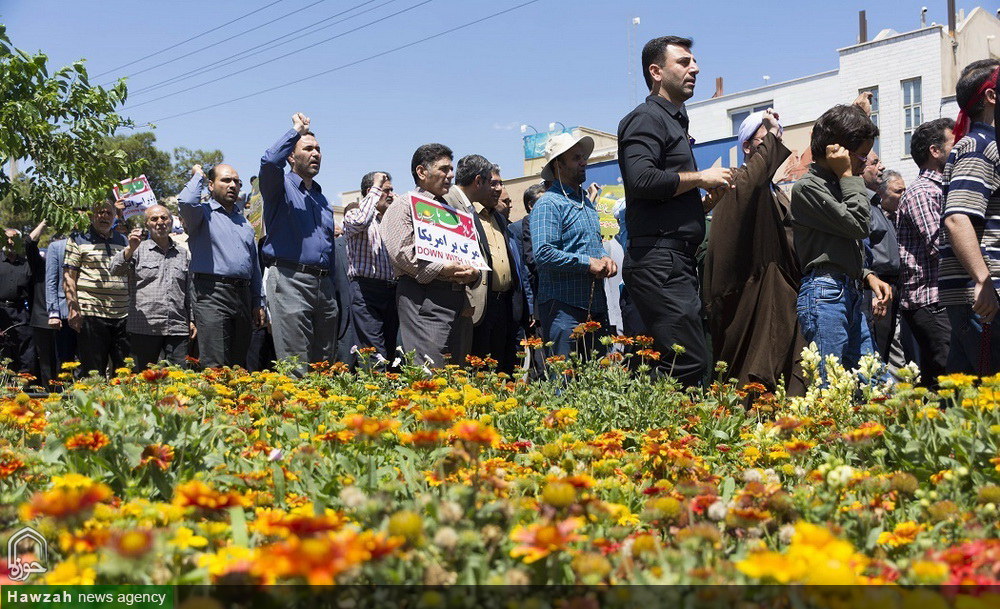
267, 448, 283, 462
707, 501, 728, 521
338, 486, 367, 509
826, 465, 855, 489
778, 524, 795, 544
742, 469, 762, 483
433, 527, 459, 551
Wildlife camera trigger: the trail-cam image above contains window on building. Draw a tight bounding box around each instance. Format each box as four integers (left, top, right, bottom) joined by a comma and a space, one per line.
859, 86, 879, 156
729, 102, 774, 136
902, 78, 922, 157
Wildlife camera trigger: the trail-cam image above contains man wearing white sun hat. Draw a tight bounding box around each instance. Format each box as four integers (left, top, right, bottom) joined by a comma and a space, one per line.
530, 131, 617, 358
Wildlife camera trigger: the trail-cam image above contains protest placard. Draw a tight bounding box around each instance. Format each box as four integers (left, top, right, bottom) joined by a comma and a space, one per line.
112, 175, 157, 220
409, 193, 489, 271
594, 184, 624, 239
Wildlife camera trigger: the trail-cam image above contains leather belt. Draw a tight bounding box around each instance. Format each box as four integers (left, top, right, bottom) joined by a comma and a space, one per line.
193, 273, 251, 287
628, 236, 698, 257
271, 258, 330, 278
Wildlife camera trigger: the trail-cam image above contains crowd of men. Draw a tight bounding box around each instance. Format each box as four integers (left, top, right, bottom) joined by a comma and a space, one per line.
2, 37, 998, 392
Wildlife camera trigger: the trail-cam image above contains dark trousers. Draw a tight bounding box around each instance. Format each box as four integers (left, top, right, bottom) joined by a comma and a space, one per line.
901, 304, 951, 387
192, 277, 252, 369
397, 276, 465, 368
946, 304, 1000, 375
623, 246, 709, 387
619, 284, 648, 337
350, 277, 399, 361
78, 315, 129, 376
472, 289, 517, 373
538, 299, 610, 359
0, 306, 32, 373
130, 333, 188, 370
247, 327, 276, 372
865, 276, 901, 363
33, 324, 76, 390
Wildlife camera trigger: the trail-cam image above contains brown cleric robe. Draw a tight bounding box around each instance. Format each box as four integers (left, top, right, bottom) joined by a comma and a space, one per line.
703, 132, 806, 395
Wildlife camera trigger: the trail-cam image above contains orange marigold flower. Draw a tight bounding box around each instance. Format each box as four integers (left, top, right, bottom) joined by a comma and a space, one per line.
65, 431, 110, 452
636, 349, 661, 361
172, 480, 249, 511
449, 419, 500, 447
611, 335, 634, 346
252, 529, 392, 585
520, 337, 543, 349
21, 474, 113, 520
250, 508, 347, 538
401, 429, 445, 448
138, 444, 175, 471
416, 405, 464, 425
315, 430, 356, 443
877, 521, 926, 547
340, 413, 399, 439
742, 382, 768, 393
509, 517, 586, 564
843, 421, 886, 444
634, 335, 655, 347
0, 451, 25, 478
140, 368, 169, 382
783, 439, 816, 455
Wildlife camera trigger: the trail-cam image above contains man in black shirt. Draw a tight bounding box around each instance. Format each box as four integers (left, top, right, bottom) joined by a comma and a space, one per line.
617, 35, 733, 386
0, 223, 45, 374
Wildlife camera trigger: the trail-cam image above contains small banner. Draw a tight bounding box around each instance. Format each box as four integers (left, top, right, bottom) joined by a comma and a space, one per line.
594, 184, 624, 239
410, 193, 489, 270
112, 175, 157, 220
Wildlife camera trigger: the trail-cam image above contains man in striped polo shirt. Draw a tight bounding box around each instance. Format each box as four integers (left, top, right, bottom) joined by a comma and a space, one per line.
63, 199, 130, 376
939, 59, 1000, 374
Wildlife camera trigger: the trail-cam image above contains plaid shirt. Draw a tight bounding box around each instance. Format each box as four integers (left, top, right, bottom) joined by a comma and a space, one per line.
343, 185, 395, 281
529, 182, 608, 312
896, 169, 944, 310
938, 122, 1000, 306
109, 238, 191, 336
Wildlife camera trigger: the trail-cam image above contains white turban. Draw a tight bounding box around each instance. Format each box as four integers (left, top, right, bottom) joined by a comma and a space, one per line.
737, 110, 783, 149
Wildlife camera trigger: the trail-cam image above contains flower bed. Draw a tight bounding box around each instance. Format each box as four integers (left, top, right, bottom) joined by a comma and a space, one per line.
1, 345, 999, 588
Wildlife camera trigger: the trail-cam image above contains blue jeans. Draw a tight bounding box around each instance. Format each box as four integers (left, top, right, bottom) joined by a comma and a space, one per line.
796, 273, 874, 382
946, 304, 1000, 375
539, 299, 609, 359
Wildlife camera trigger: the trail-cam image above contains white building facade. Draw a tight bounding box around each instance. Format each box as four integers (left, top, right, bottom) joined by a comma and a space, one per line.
686, 7, 999, 187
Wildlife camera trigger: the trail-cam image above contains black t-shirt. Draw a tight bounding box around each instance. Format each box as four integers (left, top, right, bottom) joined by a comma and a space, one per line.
0, 254, 32, 304
617, 95, 704, 245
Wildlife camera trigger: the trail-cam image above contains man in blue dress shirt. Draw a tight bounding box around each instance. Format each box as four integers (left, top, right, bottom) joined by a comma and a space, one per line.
259, 112, 340, 369
178, 163, 264, 368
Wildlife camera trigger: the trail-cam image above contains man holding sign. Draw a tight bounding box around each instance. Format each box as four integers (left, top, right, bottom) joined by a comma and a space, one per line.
381, 143, 482, 367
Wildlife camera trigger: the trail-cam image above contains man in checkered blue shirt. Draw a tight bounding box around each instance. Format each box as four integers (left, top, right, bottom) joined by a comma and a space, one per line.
530, 132, 616, 358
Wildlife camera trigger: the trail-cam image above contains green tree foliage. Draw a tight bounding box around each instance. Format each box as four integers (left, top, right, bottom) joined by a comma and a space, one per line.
169, 146, 224, 195
0, 24, 141, 232
105, 132, 172, 200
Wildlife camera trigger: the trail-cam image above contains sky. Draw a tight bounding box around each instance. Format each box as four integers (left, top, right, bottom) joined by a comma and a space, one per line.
2, 0, 969, 200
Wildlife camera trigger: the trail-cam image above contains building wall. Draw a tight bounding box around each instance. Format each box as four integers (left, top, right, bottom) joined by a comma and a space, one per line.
686, 71, 838, 143
837, 27, 946, 185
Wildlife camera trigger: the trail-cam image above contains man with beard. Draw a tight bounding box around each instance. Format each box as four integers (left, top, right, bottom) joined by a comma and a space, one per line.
178, 163, 264, 368
618, 36, 734, 387
260, 113, 341, 370
63, 199, 130, 375
703, 108, 805, 393
531, 132, 616, 358
110, 205, 194, 370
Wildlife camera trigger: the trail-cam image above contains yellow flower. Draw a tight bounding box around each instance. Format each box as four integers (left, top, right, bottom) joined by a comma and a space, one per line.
61, 361, 81, 370
197, 545, 254, 579
736, 550, 798, 583
170, 526, 209, 550
909, 560, 948, 584
877, 521, 926, 547
43, 553, 98, 584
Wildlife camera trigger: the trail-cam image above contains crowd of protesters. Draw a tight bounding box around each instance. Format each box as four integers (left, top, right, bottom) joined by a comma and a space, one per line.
2, 37, 998, 394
